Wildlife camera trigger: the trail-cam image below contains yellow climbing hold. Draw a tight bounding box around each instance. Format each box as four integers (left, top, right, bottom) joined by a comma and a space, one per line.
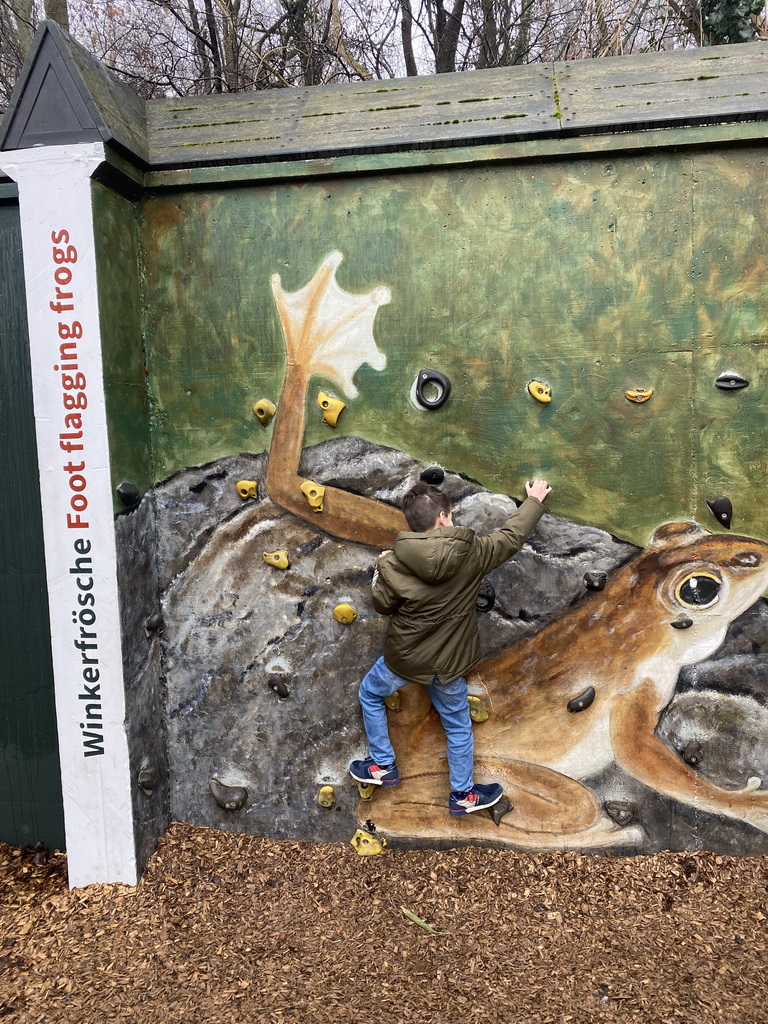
317, 391, 346, 427
263, 550, 290, 570
334, 603, 358, 625
625, 388, 654, 404
468, 694, 489, 723
350, 828, 387, 856
236, 480, 258, 500
252, 398, 276, 425
384, 690, 402, 712
300, 480, 325, 512
356, 780, 375, 801
317, 785, 336, 808
527, 380, 552, 404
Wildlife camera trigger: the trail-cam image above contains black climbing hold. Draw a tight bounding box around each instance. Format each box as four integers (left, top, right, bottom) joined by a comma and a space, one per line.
209, 778, 248, 811
683, 742, 702, 766
567, 686, 596, 713
117, 482, 141, 508
269, 678, 290, 698
671, 616, 693, 630
415, 368, 452, 410
489, 796, 513, 826
605, 800, 635, 826
420, 465, 445, 486
715, 372, 749, 391
364, 819, 377, 834
189, 480, 207, 493
705, 496, 732, 530
476, 578, 496, 614
583, 571, 608, 591
145, 611, 164, 633
137, 766, 157, 795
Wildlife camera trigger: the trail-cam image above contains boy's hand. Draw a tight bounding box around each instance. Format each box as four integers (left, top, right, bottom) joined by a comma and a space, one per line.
526, 479, 552, 502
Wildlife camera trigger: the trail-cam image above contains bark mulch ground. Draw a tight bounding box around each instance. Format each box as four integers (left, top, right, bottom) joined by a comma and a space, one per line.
2, 822, 768, 1023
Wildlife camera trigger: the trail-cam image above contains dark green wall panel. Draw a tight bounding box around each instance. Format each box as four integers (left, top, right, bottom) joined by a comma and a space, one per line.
0, 200, 65, 851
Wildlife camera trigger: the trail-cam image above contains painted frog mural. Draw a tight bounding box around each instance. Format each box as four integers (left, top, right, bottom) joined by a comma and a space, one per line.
258, 251, 768, 850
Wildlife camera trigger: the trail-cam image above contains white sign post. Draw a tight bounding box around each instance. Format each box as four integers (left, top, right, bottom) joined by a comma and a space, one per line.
1, 143, 137, 887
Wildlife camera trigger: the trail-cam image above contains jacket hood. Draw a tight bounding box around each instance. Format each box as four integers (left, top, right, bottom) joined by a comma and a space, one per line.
392, 526, 474, 584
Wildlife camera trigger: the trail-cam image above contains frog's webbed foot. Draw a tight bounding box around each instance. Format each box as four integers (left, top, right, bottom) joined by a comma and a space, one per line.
360, 760, 645, 852
271, 251, 391, 398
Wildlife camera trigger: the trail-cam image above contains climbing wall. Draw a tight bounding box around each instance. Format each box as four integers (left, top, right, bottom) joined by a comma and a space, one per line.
104, 143, 768, 855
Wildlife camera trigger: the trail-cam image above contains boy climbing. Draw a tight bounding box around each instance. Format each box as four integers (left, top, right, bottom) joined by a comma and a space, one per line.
349, 478, 552, 815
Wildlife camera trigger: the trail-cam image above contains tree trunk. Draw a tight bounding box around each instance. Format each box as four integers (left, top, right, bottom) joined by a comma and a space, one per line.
44, 0, 69, 32
400, 0, 419, 75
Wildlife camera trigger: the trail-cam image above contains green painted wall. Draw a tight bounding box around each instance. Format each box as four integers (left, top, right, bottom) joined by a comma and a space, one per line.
92, 181, 153, 503
138, 144, 768, 547
0, 198, 65, 851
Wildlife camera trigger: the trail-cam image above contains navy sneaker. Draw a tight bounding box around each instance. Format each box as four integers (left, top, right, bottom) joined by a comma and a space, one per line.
349, 758, 400, 787
449, 782, 504, 816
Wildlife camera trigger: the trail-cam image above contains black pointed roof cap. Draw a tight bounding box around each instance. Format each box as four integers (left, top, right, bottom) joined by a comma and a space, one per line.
0, 20, 147, 163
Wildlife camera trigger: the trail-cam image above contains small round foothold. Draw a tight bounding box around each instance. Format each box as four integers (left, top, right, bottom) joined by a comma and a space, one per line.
705, 496, 732, 530
209, 777, 247, 811
117, 482, 141, 508
683, 742, 702, 766
527, 380, 552, 404
604, 800, 635, 826
333, 603, 358, 625
356, 781, 376, 801
671, 615, 693, 630
268, 678, 290, 698
583, 571, 608, 591
715, 372, 749, 391
253, 398, 276, 425
414, 368, 451, 410
317, 785, 336, 808
476, 578, 496, 613
384, 690, 402, 712
567, 686, 596, 713
137, 766, 157, 796
144, 610, 164, 633
420, 466, 445, 486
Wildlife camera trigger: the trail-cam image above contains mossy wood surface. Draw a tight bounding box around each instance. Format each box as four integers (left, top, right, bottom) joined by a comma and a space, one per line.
146, 44, 768, 168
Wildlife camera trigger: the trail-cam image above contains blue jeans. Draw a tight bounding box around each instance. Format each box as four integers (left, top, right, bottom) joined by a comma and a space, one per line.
358, 656, 474, 792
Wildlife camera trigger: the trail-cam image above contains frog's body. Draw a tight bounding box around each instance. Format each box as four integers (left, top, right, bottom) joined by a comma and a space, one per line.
264, 252, 768, 849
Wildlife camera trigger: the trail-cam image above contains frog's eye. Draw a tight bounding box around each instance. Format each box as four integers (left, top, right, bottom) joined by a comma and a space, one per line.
675, 572, 721, 608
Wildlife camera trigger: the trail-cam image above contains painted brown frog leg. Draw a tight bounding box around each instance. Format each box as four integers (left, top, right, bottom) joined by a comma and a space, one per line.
611, 680, 768, 833
265, 251, 407, 548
